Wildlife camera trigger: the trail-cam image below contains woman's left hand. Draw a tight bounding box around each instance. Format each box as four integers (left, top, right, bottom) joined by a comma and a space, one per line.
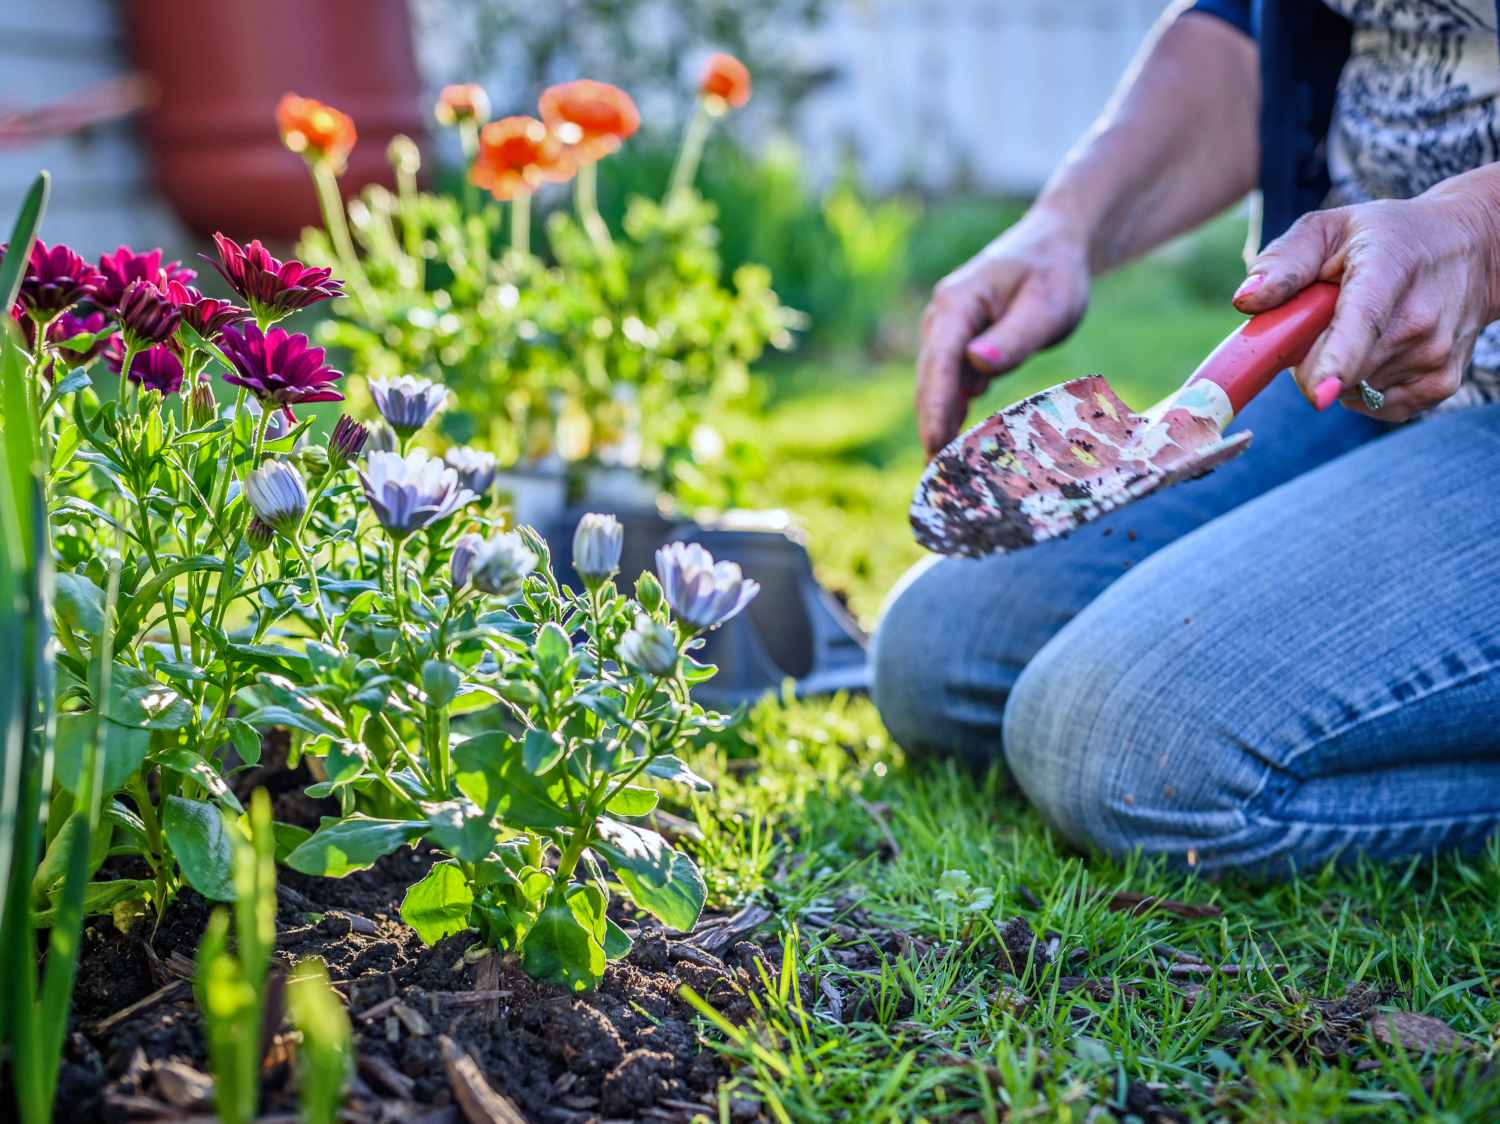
1230, 172, 1500, 421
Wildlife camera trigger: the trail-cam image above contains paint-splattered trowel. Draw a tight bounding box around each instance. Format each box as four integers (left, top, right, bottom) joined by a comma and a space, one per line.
910, 282, 1338, 557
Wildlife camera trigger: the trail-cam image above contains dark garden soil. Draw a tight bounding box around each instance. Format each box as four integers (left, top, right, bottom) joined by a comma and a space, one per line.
42, 754, 775, 1124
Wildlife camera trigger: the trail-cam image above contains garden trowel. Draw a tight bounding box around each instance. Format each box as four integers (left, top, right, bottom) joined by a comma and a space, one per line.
910, 282, 1338, 557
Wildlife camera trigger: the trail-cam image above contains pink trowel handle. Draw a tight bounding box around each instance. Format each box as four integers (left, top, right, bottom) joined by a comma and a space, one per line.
1185, 282, 1340, 414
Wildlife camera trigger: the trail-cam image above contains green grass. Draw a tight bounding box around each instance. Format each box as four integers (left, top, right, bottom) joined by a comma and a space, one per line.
679, 231, 1500, 1121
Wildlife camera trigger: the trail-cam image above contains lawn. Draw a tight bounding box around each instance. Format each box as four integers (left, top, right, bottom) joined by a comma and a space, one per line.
682, 249, 1500, 1122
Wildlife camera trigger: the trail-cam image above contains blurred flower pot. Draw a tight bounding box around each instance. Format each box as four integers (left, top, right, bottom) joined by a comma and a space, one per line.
123, 0, 426, 240
495, 462, 568, 533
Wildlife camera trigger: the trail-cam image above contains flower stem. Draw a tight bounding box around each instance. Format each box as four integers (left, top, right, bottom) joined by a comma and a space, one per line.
668, 101, 713, 203
389, 536, 406, 626
291, 537, 336, 642
575, 162, 612, 253
311, 160, 373, 311
511, 192, 531, 258
459, 120, 481, 215
116, 340, 139, 411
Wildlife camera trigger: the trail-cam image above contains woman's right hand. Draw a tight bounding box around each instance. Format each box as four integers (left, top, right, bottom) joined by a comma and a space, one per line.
916, 208, 1092, 457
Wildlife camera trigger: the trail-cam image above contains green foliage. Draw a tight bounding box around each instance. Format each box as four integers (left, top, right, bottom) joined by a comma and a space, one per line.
298, 138, 797, 490
194, 788, 276, 1124
286, 957, 353, 1124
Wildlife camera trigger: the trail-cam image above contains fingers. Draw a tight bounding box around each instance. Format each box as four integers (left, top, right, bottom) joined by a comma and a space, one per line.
1233, 211, 1341, 314
916, 264, 1024, 457
1335, 367, 1461, 422
965, 274, 1088, 380
1290, 268, 1405, 404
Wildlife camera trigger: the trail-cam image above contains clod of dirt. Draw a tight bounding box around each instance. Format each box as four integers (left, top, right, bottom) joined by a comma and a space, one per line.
1369, 1010, 1467, 1054
995, 916, 1048, 978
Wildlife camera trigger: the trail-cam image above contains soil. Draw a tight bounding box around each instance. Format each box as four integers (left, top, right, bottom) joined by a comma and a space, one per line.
36, 756, 771, 1124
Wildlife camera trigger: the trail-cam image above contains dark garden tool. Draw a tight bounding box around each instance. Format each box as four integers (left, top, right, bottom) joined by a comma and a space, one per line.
910, 282, 1339, 557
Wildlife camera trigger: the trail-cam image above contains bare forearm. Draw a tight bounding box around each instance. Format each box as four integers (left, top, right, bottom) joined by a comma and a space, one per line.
1036, 8, 1260, 274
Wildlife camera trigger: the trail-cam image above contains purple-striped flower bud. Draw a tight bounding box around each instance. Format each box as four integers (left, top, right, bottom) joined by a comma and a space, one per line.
469, 531, 537, 597
189, 377, 217, 427
244, 460, 308, 534
328, 414, 369, 471
572, 513, 623, 584
450, 532, 484, 590
246, 517, 276, 553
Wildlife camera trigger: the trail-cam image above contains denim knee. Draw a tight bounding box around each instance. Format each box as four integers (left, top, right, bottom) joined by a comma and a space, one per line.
1002, 609, 1257, 871
872, 557, 1009, 770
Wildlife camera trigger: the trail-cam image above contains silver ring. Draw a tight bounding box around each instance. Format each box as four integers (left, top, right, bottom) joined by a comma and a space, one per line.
1359, 380, 1385, 411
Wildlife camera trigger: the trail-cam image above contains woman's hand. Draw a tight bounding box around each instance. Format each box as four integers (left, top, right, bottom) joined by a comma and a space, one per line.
916, 209, 1091, 457
1232, 176, 1500, 421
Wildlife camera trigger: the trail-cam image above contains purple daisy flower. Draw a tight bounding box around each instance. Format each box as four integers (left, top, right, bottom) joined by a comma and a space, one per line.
48, 309, 111, 366
116, 280, 182, 347
655, 541, 760, 633
218, 323, 344, 416
95, 245, 195, 311
358, 449, 475, 539
206, 233, 344, 324
165, 279, 249, 341
369, 375, 448, 435
8, 240, 104, 319
104, 337, 185, 396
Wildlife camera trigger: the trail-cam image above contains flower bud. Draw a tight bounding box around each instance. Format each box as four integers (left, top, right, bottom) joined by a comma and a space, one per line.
618, 613, 677, 677
189, 376, 216, 427
450, 532, 483, 590
470, 531, 537, 597
328, 413, 369, 471
387, 134, 422, 176
244, 460, 308, 534
300, 444, 331, 481
422, 659, 461, 706
435, 84, 491, 127
246, 517, 276, 553
572, 512, 623, 585
635, 570, 663, 614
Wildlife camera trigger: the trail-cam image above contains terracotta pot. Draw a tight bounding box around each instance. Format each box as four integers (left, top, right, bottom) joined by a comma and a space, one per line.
124, 0, 427, 242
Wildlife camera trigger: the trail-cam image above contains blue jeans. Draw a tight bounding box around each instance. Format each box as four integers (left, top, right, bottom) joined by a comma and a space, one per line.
873, 375, 1500, 875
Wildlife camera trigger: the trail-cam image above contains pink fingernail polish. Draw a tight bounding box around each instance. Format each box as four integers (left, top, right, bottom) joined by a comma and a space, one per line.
1233, 273, 1265, 301
1314, 377, 1341, 412
968, 341, 1002, 368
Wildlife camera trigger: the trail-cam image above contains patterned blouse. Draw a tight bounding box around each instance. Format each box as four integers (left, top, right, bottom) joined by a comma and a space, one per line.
1323, 0, 1500, 410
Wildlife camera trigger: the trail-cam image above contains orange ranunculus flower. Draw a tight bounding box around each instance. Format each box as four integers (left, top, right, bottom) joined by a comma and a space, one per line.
538, 80, 640, 162
700, 52, 751, 111
276, 94, 357, 169
435, 83, 491, 127
470, 116, 574, 200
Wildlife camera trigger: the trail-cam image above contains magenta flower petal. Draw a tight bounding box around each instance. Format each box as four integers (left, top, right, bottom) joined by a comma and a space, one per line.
205, 233, 344, 324
218, 322, 345, 409
104, 337, 184, 395
6, 240, 104, 319
95, 245, 194, 311
165, 279, 249, 341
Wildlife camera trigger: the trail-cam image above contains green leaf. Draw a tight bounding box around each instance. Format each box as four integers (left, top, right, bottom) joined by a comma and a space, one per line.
399, 861, 474, 945
227, 718, 263, 766
157, 748, 244, 812
272, 822, 312, 863
604, 917, 634, 960
32, 878, 153, 928
521, 727, 564, 774
605, 785, 659, 817
110, 664, 194, 730
242, 703, 342, 740
423, 799, 500, 863
54, 571, 105, 634
163, 796, 236, 902
535, 621, 570, 673
642, 754, 712, 792
53, 712, 149, 797
593, 817, 705, 932
0, 173, 48, 314
520, 885, 607, 992
284, 815, 425, 878
452, 732, 571, 830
